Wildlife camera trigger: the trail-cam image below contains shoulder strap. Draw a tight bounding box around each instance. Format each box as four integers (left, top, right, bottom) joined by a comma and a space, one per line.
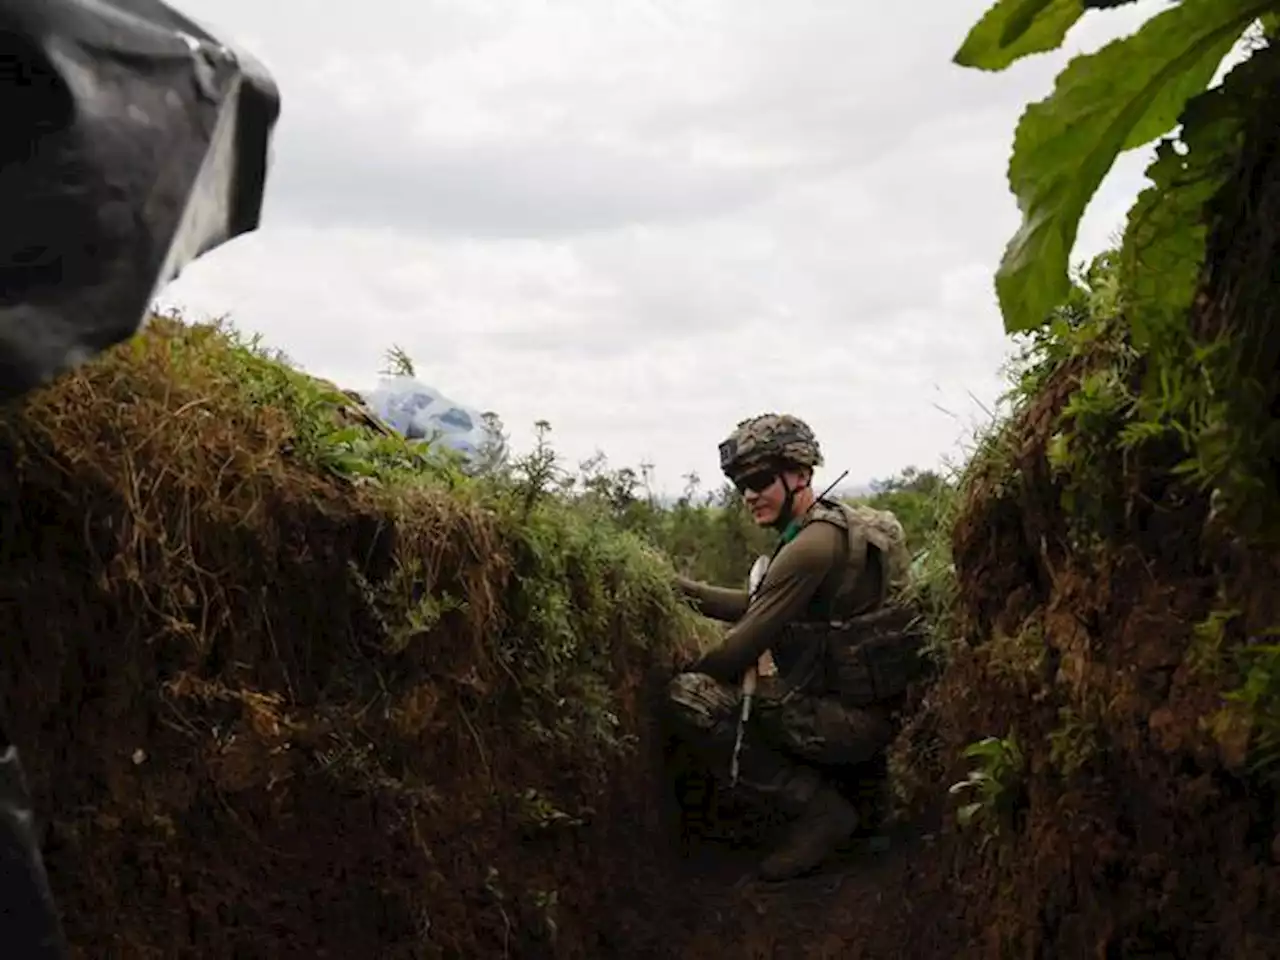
800, 500, 911, 613
798, 499, 866, 614
844, 503, 912, 596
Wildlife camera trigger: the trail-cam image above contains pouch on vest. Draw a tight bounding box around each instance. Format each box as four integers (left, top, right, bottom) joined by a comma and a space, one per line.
779, 604, 931, 707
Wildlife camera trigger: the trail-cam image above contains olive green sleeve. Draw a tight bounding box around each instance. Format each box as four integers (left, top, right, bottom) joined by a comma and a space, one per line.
675, 576, 749, 622
693, 521, 851, 683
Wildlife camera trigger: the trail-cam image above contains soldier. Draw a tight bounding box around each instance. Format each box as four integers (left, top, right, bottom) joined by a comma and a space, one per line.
668, 413, 914, 881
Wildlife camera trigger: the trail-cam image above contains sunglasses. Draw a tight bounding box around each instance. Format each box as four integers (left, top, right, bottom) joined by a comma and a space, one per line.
734, 470, 779, 495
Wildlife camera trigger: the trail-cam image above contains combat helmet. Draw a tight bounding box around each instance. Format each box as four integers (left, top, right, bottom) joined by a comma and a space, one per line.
718, 413, 823, 480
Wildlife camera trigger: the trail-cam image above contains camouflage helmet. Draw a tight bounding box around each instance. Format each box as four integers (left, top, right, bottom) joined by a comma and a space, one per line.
718, 413, 823, 478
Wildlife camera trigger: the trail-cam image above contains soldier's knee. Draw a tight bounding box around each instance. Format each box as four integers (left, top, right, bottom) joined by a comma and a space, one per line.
666, 671, 734, 732
666, 671, 707, 715
667, 670, 701, 697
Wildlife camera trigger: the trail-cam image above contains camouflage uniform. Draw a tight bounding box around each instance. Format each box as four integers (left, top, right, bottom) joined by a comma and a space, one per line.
666, 670, 894, 811
669, 414, 915, 880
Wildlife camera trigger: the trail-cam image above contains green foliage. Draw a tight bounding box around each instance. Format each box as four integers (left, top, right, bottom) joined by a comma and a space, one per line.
160, 318, 465, 486
958, 0, 1276, 334
1004, 209, 1271, 545
1114, 49, 1280, 530
954, 0, 1092, 72
659, 491, 775, 586
990, 251, 1143, 541
1215, 637, 1280, 781
1119, 95, 1243, 347
1003, 251, 1124, 397
962, 8, 1280, 538
470, 420, 774, 589
1187, 606, 1244, 677
949, 734, 1026, 838
1117, 30, 1274, 341
481, 478, 701, 758
1049, 362, 1134, 534
471, 411, 512, 476
118, 316, 708, 766
561, 456, 775, 588
380, 344, 416, 378
1048, 706, 1100, 777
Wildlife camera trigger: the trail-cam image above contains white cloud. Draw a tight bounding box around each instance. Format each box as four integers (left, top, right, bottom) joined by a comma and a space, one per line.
162, 0, 1169, 496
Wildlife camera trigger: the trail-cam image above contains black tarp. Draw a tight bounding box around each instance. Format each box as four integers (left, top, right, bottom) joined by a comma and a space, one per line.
0, 1, 279, 953
1, 0, 280, 403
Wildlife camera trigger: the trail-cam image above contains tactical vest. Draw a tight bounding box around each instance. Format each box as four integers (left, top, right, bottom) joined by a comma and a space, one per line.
776, 500, 929, 708
796, 499, 912, 614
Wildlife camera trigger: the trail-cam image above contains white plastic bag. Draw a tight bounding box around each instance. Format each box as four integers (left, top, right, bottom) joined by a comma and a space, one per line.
361, 375, 487, 461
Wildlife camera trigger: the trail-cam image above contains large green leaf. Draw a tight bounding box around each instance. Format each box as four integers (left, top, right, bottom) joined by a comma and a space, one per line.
1120, 18, 1248, 151
955, 0, 1087, 71
994, 0, 1268, 334
1120, 46, 1265, 345
952, 0, 1147, 71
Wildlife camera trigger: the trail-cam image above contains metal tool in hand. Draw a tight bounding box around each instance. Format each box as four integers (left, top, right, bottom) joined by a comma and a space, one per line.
730, 554, 771, 786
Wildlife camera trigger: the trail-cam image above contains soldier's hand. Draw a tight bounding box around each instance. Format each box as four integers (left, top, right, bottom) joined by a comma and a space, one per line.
757, 650, 778, 677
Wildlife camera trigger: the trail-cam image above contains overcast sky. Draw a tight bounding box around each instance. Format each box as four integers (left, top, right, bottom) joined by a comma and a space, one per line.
160, 0, 1165, 496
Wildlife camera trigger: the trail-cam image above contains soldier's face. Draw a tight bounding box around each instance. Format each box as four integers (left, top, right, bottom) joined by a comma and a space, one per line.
739, 468, 807, 525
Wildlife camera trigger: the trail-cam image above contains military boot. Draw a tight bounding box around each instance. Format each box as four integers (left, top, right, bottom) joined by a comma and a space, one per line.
758, 781, 859, 881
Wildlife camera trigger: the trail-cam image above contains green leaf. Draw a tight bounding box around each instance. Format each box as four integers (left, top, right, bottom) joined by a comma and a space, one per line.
963, 737, 1006, 759
955, 0, 1086, 71
995, 0, 1268, 334
1119, 142, 1230, 346
1120, 40, 1270, 345
325, 426, 365, 445
957, 802, 984, 826
1120, 29, 1244, 152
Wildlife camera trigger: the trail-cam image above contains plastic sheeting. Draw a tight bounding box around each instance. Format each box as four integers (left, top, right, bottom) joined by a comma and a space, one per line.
0, 1, 279, 953
0, 0, 281, 403
362, 376, 489, 462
